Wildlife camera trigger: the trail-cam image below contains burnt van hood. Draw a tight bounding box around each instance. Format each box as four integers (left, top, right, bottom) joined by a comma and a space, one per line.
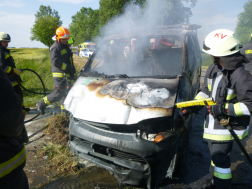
64, 76, 179, 124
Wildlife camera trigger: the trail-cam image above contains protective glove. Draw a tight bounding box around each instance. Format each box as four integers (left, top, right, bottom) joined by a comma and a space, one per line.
13, 68, 22, 76
207, 104, 227, 118
179, 106, 202, 121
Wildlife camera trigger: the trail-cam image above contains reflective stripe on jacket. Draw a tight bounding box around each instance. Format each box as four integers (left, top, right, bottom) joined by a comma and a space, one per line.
50, 41, 74, 79
195, 64, 252, 141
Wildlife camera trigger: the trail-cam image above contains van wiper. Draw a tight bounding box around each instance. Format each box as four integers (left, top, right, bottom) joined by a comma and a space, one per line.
105, 74, 129, 78
80, 71, 129, 78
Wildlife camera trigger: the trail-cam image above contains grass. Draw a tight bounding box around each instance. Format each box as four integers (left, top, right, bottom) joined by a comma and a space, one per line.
36, 114, 83, 181
10, 48, 88, 107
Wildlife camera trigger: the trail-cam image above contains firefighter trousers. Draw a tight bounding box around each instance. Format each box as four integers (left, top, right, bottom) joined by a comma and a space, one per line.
208, 141, 233, 188
44, 78, 67, 109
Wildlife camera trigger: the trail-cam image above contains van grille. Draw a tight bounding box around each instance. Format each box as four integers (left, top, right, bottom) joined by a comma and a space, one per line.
73, 137, 146, 164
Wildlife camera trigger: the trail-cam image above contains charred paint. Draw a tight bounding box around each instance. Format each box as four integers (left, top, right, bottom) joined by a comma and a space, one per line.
100, 79, 179, 109
86, 79, 111, 91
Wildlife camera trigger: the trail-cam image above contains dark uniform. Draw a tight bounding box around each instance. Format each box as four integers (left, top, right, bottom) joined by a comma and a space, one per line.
240, 40, 252, 73
195, 62, 252, 188
0, 45, 23, 102
38, 41, 75, 112
0, 66, 29, 189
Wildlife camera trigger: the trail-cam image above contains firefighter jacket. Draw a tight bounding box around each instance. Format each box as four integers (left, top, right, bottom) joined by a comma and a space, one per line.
0, 46, 19, 86
195, 63, 252, 141
240, 41, 252, 73
240, 41, 252, 63
50, 41, 75, 79
0, 66, 26, 181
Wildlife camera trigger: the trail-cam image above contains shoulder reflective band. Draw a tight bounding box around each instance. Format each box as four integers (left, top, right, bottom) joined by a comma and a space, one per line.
61, 49, 67, 55
52, 73, 70, 78
61, 105, 65, 110
0, 145, 26, 178
245, 50, 252, 54
214, 166, 232, 180
4, 66, 12, 73
61, 63, 67, 70
5, 54, 10, 59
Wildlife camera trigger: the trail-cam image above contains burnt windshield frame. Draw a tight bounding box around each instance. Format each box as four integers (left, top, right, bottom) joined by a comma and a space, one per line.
85, 36, 183, 77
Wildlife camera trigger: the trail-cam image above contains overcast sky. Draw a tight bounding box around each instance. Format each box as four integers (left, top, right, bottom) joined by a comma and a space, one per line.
0, 0, 248, 48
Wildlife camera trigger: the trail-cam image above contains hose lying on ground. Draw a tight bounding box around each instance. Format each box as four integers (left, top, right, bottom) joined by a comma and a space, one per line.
19, 69, 49, 123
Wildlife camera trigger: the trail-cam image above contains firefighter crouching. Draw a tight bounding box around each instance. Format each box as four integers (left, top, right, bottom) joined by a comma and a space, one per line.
180, 29, 252, 189
36, 26, 76, 114
0, 66, 29, 189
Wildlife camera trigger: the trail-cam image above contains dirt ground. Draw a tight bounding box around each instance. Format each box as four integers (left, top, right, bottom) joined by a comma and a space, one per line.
23, 69, 252, 189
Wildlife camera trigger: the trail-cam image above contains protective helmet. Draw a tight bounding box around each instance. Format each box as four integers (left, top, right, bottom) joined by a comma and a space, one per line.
0, 32, 11, 42
55, 26, 70, 42
202, 29, 240, 57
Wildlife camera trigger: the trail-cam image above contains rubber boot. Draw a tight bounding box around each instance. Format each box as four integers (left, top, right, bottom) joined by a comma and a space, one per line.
36, 99, 46, 115
201, 176, 214, 189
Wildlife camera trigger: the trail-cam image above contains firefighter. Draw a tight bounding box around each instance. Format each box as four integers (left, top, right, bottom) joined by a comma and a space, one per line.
0, 66, 29, 189
0, 32, 29, 143
0, 32, 27, 109
36, 26, 76, 114
180, 29, 252, 189
240, 33, 252, 73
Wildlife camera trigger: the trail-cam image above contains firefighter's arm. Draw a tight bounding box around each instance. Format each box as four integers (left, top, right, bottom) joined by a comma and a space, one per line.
0, 53, 22, 75
50, 47, 71, 72
227, 72, 252, 117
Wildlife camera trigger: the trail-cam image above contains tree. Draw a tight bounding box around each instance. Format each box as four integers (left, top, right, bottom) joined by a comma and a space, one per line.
99, 0, 197, 27
69, 7, 99, 44
235, 0, 252, 45
31, 5, 62, 49
144, 0, 197, 26
99, 0, 145, 27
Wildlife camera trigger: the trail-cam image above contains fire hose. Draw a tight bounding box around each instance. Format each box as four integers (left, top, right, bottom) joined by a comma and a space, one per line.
18, 69, 49, 123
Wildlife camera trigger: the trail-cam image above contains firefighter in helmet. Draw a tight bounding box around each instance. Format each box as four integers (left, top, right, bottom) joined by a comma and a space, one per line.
36, 26, 76, 114
0, 32, 29, 143
180, 29, 252, 189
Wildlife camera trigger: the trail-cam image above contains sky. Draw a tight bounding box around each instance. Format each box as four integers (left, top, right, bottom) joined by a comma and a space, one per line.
0, 0, 249, 48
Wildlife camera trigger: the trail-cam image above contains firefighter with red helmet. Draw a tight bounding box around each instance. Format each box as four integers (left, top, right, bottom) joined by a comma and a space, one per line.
36, 26, 76, 114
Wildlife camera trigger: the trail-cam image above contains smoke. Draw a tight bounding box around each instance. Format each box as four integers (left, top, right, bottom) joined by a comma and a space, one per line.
89, 0, 192, 77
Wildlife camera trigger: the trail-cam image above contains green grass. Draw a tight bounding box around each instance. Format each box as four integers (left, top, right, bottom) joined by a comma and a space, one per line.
10, 48, 54, 107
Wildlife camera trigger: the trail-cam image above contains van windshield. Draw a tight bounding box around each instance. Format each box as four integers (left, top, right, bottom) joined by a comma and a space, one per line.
88, 36, 182, 77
